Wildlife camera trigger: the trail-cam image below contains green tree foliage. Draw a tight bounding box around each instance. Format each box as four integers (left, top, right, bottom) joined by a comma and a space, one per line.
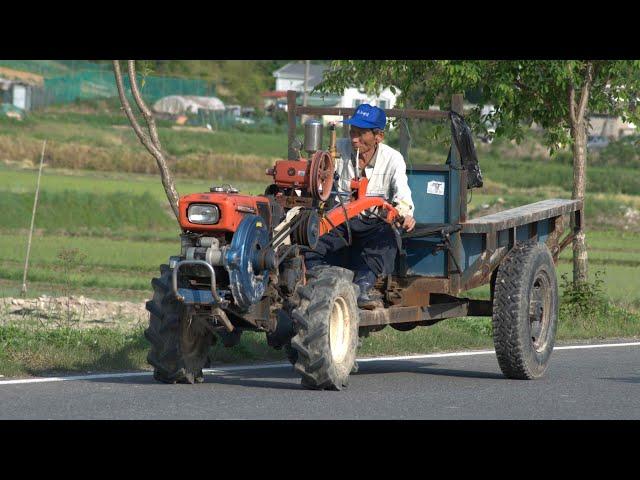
316, 60, 640, 150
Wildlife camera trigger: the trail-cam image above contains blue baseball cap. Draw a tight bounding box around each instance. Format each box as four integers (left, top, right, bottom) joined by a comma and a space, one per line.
343, 104, 387, 130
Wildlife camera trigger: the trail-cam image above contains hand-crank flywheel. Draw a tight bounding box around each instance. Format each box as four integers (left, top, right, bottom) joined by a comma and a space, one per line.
309, 150, 334, 202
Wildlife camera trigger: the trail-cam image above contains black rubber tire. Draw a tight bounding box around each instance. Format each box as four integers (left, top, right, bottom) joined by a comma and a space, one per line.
492, 241, 559, 380
144, 264, 214, 384
286, 343, 359, 374
290, 266, 360, 390
284, 343, 298, 365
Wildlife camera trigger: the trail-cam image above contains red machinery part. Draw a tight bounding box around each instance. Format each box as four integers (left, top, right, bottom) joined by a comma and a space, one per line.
319, 177, 401, 235
319, 196, 401, 235
178, 192, 271, 233
268, 150, 334, 201
309, 150, 334, 202
271, 159, 309, 189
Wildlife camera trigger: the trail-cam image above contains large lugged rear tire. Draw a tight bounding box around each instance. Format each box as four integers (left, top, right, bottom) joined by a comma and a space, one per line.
144, 264, 214, 384
290, 266, 360, 390
492, 241, 559, 380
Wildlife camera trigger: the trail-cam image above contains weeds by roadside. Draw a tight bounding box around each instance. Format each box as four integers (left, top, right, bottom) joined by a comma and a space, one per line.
56, 247, 87, 327
560, 270, 607, 321
558, 270, 640, 339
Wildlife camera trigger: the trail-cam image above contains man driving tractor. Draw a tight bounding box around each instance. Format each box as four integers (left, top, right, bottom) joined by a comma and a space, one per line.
304, 103, 416, 309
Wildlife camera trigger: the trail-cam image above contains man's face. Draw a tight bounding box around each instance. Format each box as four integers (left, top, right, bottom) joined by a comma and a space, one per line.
349, 126, 384, 155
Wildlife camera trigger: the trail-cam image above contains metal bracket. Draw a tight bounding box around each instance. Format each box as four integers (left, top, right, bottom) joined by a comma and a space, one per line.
442, 232, 463, 274
172, 260, 229, 307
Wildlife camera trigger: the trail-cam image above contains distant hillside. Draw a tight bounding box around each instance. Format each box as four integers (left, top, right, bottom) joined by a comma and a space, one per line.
0, 60, 303, 107
118, 60, 294, 106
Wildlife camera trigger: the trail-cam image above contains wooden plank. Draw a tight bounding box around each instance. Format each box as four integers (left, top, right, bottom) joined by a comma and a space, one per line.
461, 199, 583, 234
295, 106, 450, 120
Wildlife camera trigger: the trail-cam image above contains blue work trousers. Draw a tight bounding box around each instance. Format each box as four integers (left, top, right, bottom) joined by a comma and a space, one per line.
304, 216, 399, 280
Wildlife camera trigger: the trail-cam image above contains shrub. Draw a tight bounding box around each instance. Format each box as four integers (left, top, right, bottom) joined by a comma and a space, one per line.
594, 137, 640, 168
560, 269, 608, 321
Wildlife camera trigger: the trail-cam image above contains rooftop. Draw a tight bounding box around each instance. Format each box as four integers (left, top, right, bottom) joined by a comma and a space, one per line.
273, 63, 328, 89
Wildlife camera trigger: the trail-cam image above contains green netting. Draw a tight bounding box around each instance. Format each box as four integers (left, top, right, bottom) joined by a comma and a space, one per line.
0, 60, 215, 106
42, 71, 214, 104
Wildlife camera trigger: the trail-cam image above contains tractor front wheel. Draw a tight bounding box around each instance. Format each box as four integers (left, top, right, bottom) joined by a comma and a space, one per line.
290, 266, 360, 390
145, 264, 214, 384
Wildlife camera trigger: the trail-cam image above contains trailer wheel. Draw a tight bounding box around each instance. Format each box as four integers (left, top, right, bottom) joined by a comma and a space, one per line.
492, 241, 558, 379
290, 266, 360, 390
145, 264, 214, 384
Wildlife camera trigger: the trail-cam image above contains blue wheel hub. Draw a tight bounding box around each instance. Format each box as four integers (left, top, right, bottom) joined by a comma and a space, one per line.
224, 215, 270, 311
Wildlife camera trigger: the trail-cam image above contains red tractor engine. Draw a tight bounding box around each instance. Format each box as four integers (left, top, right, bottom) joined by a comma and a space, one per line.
265, 150, 334, 208
178, 190, 272, 234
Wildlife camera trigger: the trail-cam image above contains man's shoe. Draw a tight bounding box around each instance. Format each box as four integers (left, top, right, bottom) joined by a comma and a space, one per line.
358, 296, 382, 310
355, 281, 383, 310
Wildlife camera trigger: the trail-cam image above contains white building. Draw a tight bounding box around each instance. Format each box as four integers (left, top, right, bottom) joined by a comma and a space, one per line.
273, 63, 327, 93
588, 114, 636, 139
271, 62, 399, 126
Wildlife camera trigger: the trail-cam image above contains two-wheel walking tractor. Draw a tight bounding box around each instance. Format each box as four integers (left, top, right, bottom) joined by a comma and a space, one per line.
145, 92, 583, 390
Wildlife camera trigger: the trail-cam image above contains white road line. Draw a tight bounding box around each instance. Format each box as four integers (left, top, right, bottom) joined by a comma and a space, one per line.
555, 342, 640, 351
1, 341, 639, 386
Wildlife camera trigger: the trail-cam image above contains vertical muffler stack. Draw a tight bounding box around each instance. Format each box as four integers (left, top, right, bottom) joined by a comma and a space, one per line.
304, 118, 323, 155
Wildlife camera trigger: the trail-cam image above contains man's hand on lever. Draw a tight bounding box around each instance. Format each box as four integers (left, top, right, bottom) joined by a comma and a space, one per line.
394, 214, 416, 233
402, 215, 416, 232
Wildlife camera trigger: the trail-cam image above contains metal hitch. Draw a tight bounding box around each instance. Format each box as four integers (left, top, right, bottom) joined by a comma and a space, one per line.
171, 259, 229, 307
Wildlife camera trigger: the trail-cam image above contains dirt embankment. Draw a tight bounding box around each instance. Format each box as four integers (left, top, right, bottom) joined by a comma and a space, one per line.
1, 295, 147, 330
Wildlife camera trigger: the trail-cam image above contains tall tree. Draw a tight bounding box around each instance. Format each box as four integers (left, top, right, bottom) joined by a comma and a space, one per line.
112, 60, 180, 221
316, 60, 640, 284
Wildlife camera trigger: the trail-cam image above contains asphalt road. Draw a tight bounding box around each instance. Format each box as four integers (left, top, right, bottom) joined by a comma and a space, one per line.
1, 342, 639, 419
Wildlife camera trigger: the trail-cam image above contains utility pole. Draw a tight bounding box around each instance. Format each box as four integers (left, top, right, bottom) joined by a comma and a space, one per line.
21, 140, 47, 296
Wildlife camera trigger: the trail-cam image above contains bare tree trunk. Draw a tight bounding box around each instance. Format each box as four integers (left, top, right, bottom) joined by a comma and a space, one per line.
112, 60, 180, 220
571, 119, 588, 284
568, 62, 593, 285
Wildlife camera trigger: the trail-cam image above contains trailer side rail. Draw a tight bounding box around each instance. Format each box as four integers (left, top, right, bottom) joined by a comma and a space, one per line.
461, 199, 583, 234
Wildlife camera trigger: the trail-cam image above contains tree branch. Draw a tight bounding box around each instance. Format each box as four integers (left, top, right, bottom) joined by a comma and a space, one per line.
112, 60, 180, 220
568, 83, 577, 127
112, 60, 153, 148
577, 62, 594, 123
127, 60, 162, 151
514, 78, 554, 110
